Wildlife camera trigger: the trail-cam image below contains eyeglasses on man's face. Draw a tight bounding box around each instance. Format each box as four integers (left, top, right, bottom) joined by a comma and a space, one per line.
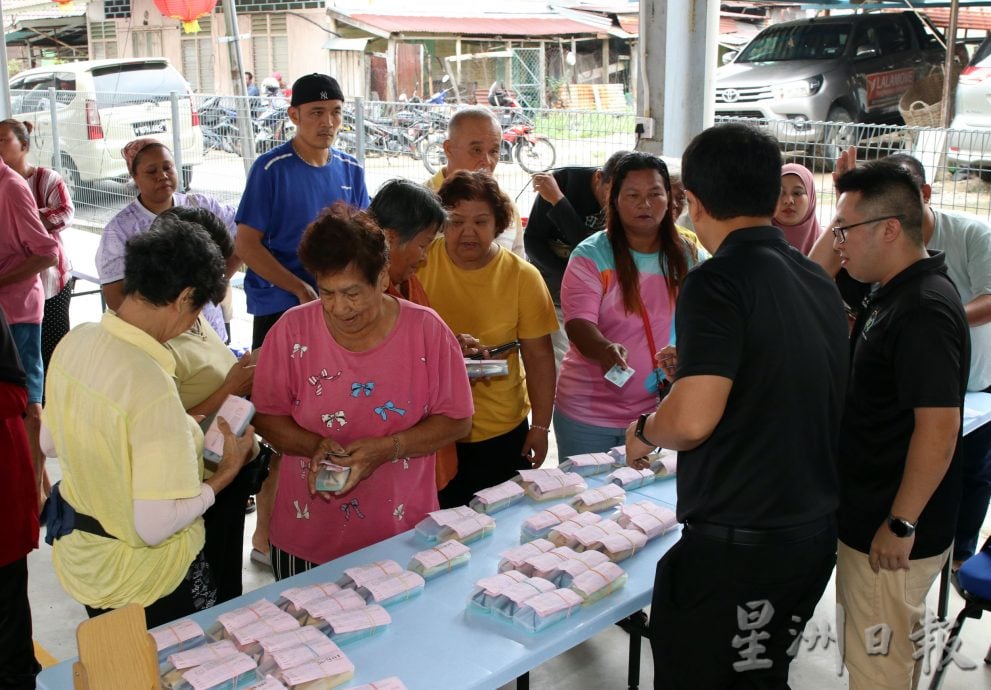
830, 215, 904, 244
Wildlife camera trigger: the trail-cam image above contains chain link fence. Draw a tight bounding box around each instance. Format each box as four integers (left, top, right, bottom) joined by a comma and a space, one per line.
9, 87, 991, 232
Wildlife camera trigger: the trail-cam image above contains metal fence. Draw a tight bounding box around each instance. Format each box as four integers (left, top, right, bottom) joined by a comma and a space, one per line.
9, 87, 991, 232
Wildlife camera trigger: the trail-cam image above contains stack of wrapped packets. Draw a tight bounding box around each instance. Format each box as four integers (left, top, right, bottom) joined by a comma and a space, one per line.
535, 550, 610, 587
300, 590, 368, 627
277, 583, 343, 620
520, 503, 579, 542
337, 561, 404, 589
490, 576, 557, 619
414, 506, 478, 542
436, 512, 495, 545
210, 600, 283, 640
651, 449, 678, 477
469, 571, 530, 611
229, 611, 301, 656
558, 452, 616, 476
615, 501, 679, 540
571, 484, 626, 513
357, 571, 425, 607
317, 605, 391, 645
546, 512, 603, 548
152, 619, 207, 664
607, 467, 655, 490
512, 589, 584, 632
517, 468, 587, 501
161, 640, 240, 688
407, 539, 471, 579
170, 652, 259, 690
276, 648, 355, 689
497, 538, 556, 572
584, 528, 648, 562
469, 480, 525, 514
256, 626, 338, 675
568, 562, 627, 605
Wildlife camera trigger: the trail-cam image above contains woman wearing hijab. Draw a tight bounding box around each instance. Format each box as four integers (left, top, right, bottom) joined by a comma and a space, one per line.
0, 310, 41, 688
773, 163, 822, 255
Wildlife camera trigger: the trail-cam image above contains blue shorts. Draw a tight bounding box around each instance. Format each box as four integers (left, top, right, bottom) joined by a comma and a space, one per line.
10, 322, 43, 404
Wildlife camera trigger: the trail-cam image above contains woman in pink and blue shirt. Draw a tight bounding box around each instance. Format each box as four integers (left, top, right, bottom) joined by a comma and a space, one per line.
555, 152, 706, 460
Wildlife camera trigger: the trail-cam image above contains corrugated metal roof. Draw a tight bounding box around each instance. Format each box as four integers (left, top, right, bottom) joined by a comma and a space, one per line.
924, 7, 991, 31
348, 13, 609, 37
3, 0, 86, 27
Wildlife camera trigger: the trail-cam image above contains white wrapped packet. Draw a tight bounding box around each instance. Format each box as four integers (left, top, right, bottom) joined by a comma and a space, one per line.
153, 618, 207, 663
300, 590, 367, 627
546, 512, 603, 548
320, 604, 391, 645
267, 637, 344, 679
278, 648, 354, 689
408, 539, 471, 579
518, 468, 587, 501
490, 576, 557, 619
512, 588, 584, 632
607, 467, 655, 490
179, 652, 258, 690
651, 449, 678, 477
469, 570, 530, 611
357, 571, 425, 607
615, 501, 679, 540
469, 480, 525, 514
436, 513, 495, 545
572, 520, 626, 550
520, 503, 579, 542
571, 484, 626, 513
585, 528, 648, 562
414, 506, 479, 542
497, 538, 556, 572
558, 452, 616, 476
168, 640, 240, 671
337, 560, 404, 590
277, 583, 343, 619
569, 562, 627, 604
522, 546, 580, 579
257, 626, 337, 674
537, 551, 611, 587
230, 611, 301, 656
212, 600, 283, 640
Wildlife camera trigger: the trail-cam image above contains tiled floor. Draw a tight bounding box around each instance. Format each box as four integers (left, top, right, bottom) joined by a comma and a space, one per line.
26, 277, 991, 689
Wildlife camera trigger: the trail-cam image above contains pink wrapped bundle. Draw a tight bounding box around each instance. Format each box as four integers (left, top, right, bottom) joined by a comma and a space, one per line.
570, 484, 626, 513
651, 449, 678, 477
536, 550, 610, 587
357, 571, 425, 607
469, 570, 530, 611
572, 520, 626, 551
584, 528, 648, 562
256, 626, 337, 673
178, 652, 258, 690
277, 582, 343, 619
569, 562, 627, 604
300, 590, 367, 627
520, 503, 579, 542
153, 618, 207, 664
167, 640, 240, 672
263, 634, 342, 678
558, 452, 616, 476
615, 501, 679, 540
512, 588, 584, 632
518, 468, 587, 501
497, 538, 556, 572
469, 480, 525, 514
277, 648, 354, 689
414, 506, 479, 542
522, 546, 579, 579
491, 576, 558, 619
212, 600, 283, 640
319, 605, 391, 645
436, 512, 495, 545
546, 512, 603, 548
408, 539, 471, 579
607, 467, 655, 490
230, 611, 301, 656
337, 560, 404, 589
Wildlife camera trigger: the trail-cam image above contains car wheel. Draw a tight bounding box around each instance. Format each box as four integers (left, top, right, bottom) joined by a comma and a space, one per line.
181, 165, 193, 192
818, 107, 858, 173
59, 155, 85, 205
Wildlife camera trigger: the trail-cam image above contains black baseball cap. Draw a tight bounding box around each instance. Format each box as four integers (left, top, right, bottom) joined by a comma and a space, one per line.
290, 73, 345, 107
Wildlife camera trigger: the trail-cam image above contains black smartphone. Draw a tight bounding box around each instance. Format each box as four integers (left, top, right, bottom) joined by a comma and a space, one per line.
468, 340, 521, 359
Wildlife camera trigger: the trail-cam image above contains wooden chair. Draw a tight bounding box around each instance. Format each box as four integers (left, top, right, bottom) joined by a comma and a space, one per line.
72, 603, 159, 689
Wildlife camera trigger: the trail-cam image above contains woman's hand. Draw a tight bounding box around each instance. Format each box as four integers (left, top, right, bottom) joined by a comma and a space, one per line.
655, 345, 678, 381
210, 418, 255, 490
599, 342, 628, 373
294, 281, 319, 305
223, 352, 255, 397
456, 333, 481, 358
307, 436, 350, 499
521, 427, 548, 468
532, 173, 565, 205
308, 436, 392, 499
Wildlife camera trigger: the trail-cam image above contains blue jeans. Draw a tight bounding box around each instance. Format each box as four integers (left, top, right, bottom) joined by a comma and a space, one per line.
553, 408, 628, 462
9, 323, 43, 405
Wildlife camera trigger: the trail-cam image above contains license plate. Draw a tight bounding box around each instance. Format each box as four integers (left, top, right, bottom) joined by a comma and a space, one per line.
133, 120, 167, 135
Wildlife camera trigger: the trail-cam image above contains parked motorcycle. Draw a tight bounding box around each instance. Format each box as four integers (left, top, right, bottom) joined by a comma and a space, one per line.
199, 96, 240, 155
253, 92, 293, 154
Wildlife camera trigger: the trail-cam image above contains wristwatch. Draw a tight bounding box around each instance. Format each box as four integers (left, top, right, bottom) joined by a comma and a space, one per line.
635, 414, 657, 448
887, 515, 917, 538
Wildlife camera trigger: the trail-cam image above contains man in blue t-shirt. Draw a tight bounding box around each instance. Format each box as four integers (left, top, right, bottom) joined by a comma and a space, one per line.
235, 72, 369, 350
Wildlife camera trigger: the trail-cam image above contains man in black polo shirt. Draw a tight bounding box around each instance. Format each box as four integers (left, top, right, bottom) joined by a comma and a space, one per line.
625, 123, 848, 688
831, 162, 968, 689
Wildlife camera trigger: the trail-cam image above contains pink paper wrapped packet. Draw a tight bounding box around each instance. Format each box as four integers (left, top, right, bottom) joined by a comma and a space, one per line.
336, 560, 404, 589
497, 538, 556, 572
512, 588, 584, 632
469, 570, 530, 610
436, 512, 495, 545
568, 562, 627, 604
491, 576, 558, 619
357, 571, 425, 607
558, 452, 616, 476
572, 520, 626, 551
277, 648, 355, 690
546, 512, 603, 548
537, 550, 610, 587
408, 539, 471, 579
469, 479, 525, 514
300, 590, 367, 627
520, 546, 581, 579
230, 611, 301, 657
256, 627, 337, 674
607, 467, 656, 490
349, 678, 407, 690
571, 484, 626, 513
178, 652, 259, 690
167, 640, 240, 671
243, 676, 286, 690
212, 600, 283, 640
615, 501, 679, 540
319, 604, 392, 645
153, 618, 207, 664
520, 503, 579, 542
584, 528, 648, 562
277, 583, 343, 619
413, 506, 478, 542
650, 449, 678, 477
517, 468, 587, 501
265, 636, 344, 679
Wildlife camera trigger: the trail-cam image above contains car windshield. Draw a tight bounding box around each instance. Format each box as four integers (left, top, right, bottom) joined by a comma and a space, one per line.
737, 24, 852, 62
91, 63, 189, 108
973, 36, 991, 66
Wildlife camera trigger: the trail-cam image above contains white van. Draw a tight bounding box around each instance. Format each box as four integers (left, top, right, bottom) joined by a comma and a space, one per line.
8, 58, 204, 198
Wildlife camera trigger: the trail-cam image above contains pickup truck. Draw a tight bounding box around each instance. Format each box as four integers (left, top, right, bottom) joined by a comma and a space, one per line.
715, 12, 945, 167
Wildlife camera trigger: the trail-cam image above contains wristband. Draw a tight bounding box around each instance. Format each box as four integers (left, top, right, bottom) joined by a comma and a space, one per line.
531, 424, 550, 433
392, 434, 404, 461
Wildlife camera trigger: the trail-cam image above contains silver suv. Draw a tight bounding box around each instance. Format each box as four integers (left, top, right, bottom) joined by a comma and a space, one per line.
715, 12, 945, 163
9, 58, 204, 198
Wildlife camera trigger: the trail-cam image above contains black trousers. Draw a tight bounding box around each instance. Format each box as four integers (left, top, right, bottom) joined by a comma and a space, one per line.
85, 551, 216, 629
954, 418, 991, 561
202, 456, 262, 603
649, 520, 837, 690
0, 558, 40, 690
251, 312, 285, 350
41, 278, 74, 374
438, 419, 531, 508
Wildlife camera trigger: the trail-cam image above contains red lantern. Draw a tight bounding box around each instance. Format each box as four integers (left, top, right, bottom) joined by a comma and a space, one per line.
153, 0, 218, 34
52, 0, 77, 10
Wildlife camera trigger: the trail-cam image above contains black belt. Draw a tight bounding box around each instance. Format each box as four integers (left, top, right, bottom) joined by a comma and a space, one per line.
684, 515, 833, 546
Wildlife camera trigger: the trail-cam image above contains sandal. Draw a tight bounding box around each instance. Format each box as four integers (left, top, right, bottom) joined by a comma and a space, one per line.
250, 548, 272, 569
